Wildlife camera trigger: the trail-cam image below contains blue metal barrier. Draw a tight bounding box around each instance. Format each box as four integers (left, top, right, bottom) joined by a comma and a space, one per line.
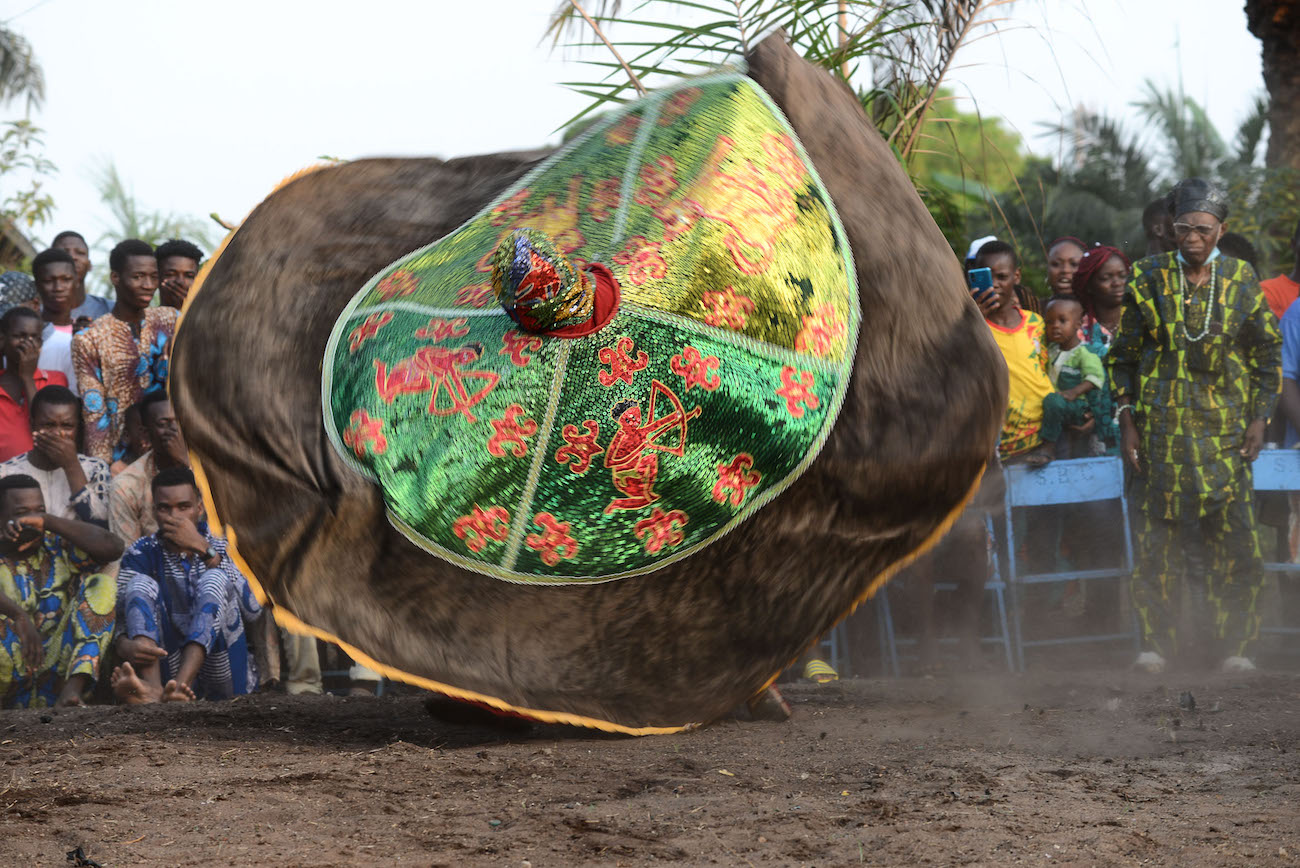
1004, 456, 1139, 670
1253, 448, 1300, 639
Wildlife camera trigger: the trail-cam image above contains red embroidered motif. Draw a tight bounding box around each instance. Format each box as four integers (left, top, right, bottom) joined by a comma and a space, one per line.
455, 282, 494, 308
634, 508, 689, 553
452, 504, 510, 553
342, 409, 387, 457
487, 404, 538, 458
348, 312, 393, 353
762, 133, 806, 188
634, 156, 679, 206
776, 366, 819, 418
589, 178, 621, 223
603, 380, 702, 513
373, 344, 500, 422
598, 336, 650, 387
555, 421, 603, 474
415, 317, 470, 342
374, 269, 418, 301
653, 200, 701, 242
525, 512, 578, 566
795, 303, 846, 356
605, 115, 640, 147
713, 453, 762, 506
669, 346, 721, 393
701, 287, 756, 330
658, 87, 700, 125
611, 237, 667, 286
499, 329, 544, 367
490, 188, 531, 226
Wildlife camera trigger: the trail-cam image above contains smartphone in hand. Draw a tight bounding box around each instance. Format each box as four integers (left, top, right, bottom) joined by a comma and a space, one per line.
968, 266, 994, 303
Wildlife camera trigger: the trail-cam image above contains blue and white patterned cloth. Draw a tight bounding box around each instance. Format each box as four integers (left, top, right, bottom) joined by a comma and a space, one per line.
119, 522, 262, 699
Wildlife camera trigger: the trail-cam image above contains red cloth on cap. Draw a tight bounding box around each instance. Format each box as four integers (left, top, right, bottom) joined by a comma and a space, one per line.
1072, 245, 1131, 313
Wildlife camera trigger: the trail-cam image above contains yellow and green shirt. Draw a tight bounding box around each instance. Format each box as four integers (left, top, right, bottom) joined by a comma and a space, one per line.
988, 310, 1053, 457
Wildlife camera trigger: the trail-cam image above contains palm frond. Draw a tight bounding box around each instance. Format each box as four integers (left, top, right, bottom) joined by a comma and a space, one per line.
0, 26, 45, 112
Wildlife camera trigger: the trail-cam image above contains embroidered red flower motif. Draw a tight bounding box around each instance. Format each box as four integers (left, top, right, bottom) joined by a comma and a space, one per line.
611, 236, 668, 286
634, 508, 689, 553
348, 312, 393, 353
414, 317, 470, 343
555, 420, 603, 474
589, 178, 621, 223
452, 504, 510, 553
500, 329, 543, 367
490, 188, 532, 226
713, 453, 762, 507
669, 346, 721, 393
634, 156, 679, 206
487, 404, 538, 458
763, 133, 806, 188
342, 409, 387, 457
795, 304, 847, 356
658, 87, 700, 125
653, 200, 700, 242
605, 115, 641, 147
455, 282, 494, 308
375, 269, 418, 301
525, 512, 578, 566
598, 336, 650, 387
701, 287, 756, 330
776, 366, 819, 418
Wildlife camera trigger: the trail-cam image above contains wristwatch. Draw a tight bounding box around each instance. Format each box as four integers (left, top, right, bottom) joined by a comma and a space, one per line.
202, 545, 219, 564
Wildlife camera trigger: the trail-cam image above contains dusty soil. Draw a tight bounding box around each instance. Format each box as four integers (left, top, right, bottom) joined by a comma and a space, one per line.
2, 670, 1298, 867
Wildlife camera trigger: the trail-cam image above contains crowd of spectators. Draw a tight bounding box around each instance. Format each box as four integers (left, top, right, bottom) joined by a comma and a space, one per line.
0, 235, 379, 709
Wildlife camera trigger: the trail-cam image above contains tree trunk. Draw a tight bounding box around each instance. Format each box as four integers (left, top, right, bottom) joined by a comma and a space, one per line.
1247, 0, 1300, 169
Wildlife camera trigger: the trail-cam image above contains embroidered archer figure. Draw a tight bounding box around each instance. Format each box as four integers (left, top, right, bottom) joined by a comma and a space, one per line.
602, 379, 702, 514
373, 343, 501, 423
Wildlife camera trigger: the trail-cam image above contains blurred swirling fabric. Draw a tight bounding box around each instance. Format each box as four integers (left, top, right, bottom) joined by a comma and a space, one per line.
323, 73, 860, 584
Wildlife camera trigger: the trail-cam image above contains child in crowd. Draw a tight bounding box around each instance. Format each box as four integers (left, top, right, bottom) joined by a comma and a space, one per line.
1040, 296, 1112, 459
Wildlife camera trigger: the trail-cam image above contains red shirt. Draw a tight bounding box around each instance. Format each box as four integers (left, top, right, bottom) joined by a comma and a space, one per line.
0, 368, 70, 462
1261, 275, 1300, 322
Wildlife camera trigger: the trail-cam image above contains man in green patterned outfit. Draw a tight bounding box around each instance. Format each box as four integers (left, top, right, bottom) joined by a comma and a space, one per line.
1108, 178, 1280, 674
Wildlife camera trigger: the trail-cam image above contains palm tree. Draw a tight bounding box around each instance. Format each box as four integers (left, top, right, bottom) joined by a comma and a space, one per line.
1246, 0, 1300, 170
0, 26, 44, 111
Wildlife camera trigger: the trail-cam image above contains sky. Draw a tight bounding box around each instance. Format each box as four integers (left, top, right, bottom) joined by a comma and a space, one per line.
5, 0, 1266, 258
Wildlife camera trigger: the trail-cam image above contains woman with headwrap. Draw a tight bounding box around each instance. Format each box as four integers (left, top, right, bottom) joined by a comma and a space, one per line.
1106, 178, 1281, 674
0, 272, 40, 317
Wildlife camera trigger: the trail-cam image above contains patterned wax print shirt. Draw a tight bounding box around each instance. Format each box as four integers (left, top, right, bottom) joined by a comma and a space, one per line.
70, 308, 177, 463
1106, 252, 1281, 520
0, 532, 115, 706
0, 452, 111, 526
987, 310, 1054, 457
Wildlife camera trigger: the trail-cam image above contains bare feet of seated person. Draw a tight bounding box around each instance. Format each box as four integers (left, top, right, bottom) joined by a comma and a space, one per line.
111, 661, 163, 704
163, 679, 197, 702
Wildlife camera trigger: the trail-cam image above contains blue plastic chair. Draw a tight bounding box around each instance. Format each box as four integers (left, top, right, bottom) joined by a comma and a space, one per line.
1251, 448, 1300, 641
1003, 456, 1138, 671
874, 513, 1014, 677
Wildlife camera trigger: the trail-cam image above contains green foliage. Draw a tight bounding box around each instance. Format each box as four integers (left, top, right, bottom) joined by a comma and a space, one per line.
0, 119, 56, 231
0, 26, 44, 112
1228, 167, 1300, 277
88, 161, 218, 286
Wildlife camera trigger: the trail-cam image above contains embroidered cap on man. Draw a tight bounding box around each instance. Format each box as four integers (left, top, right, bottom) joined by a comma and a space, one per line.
1107, 177, 1281, 675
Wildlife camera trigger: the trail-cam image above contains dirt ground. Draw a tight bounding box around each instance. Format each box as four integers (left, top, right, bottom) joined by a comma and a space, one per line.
2, 667, 1298, 867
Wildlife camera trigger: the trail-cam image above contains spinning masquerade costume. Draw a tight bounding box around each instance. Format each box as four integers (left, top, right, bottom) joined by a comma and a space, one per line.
170, 36, 1007, 733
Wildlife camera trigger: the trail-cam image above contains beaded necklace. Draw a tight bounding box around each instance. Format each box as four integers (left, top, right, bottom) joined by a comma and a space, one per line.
1176, 257, 1218, 343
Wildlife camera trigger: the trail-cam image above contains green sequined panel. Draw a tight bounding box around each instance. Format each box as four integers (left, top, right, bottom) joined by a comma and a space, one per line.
322, 73, 859, 583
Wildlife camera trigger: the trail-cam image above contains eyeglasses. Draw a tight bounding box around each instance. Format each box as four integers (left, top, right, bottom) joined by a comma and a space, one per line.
1173, 222, 1219, 239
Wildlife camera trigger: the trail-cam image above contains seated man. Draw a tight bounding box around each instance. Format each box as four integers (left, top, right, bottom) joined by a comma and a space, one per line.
0, 474, 121, 708
108, 390, 189, 544
111, 467, 261, 703
0, 306, 69, 463
1, 386, 111, 526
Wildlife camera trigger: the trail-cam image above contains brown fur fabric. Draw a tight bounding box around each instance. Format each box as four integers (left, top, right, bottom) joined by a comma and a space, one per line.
169, 35, 1007, 730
